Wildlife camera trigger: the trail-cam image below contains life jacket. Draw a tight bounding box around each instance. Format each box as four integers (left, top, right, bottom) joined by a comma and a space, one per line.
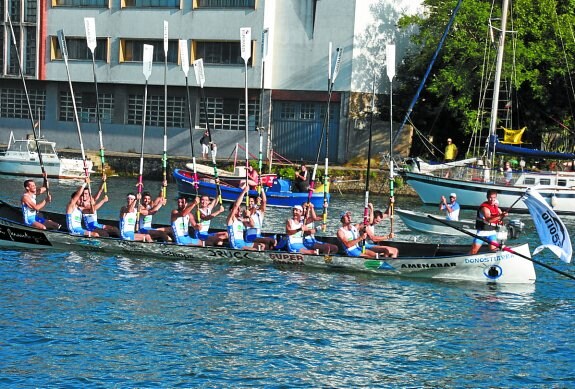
475, 201, 501, 231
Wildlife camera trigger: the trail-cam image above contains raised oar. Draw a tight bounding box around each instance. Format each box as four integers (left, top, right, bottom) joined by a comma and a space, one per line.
321, 45, 342, 231
84, 17, 107, 194
58, 30, 90, 180
180, 40, 200, 221
428, 215, 575, 281
161, 20, 169, 200
7, 14, 49, 193
136, 44, 154, 228
309, 46, 342, 225
194, 58, 222, 205
386, 44, 396, 235
240, 27, 252, 206
362, 73, 377, 253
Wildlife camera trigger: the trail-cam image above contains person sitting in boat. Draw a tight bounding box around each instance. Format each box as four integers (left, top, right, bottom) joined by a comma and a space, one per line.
470, 189, 508, 254
293, 164, 310, 193
364, 203, 399, 258
244, 189, 276, 250
81, 176, 120, 238
21, 175, 60, 230
66, 179, 100, 237
193, 195, 227, 246
444, 138, 458, 162
138, 189, 172, 242
337, 211, 384, 259
439, 193, 460, 221
226, 186, 266, 251
171, 196, 204, 246
284, 205, 317, 254
119, 193, 153, 242
239, 165, 259, 190
301, 202, 338, 255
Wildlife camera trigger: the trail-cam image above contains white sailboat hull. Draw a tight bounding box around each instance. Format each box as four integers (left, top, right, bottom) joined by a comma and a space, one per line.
405, 171, 575, 214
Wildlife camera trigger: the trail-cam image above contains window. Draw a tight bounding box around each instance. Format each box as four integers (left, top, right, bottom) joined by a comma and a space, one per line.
59, 91, 114, 124
199, 97, 260, 131
558, 179, 567, 187
25, 27, 37, 75
300, 103, 315, 120
0, 88, 46, 120
53, 0, 108, 6
25, 0, 38, 22
195, 41, 250, 66
123, 0, 180, 7
196, 0, 255, 8
127, 94, 185, 128
539, 179, 551, 186
52, 36, 108, 61
120, 39, 179, 63
279, 103, 297, 120
524, 178, 536, 185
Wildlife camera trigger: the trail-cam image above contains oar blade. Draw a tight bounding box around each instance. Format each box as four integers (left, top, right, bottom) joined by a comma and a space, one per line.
240, 27, 252, 62
179, 39, 189, 76
143, 44, 154, 80
84, 17, 97, 52
193, 58, 205, 88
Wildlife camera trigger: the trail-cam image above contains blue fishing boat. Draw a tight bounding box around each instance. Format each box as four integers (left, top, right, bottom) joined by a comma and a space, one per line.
173, 168, 329, 209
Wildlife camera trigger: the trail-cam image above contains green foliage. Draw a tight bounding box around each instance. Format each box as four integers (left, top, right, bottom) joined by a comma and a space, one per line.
397, 0, 575, 141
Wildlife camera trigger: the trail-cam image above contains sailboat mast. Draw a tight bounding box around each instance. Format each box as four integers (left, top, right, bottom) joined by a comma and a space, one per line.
488, 0, 510, 166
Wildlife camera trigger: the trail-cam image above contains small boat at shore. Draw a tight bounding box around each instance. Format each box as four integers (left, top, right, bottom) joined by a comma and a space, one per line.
0, 132, 93, 179
0, 198, 536, 284
395, 208, 525, 239
174, 168, 329, 209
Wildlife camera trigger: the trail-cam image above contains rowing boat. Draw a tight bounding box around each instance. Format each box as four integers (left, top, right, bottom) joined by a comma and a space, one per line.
0, 198, 536, 283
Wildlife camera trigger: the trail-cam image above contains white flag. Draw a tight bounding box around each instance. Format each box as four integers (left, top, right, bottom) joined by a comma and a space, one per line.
522, 189, 572, 263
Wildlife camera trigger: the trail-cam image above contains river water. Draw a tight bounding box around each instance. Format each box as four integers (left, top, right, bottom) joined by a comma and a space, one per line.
1, 174, 574, 387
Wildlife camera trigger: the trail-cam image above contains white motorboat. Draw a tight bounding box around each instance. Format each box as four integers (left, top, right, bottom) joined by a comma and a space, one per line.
0, 132, 93, 179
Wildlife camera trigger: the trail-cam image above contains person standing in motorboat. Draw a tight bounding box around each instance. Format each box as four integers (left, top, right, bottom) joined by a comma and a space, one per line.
200, 130, 210, 160
293, 164, 310, 192
21, 174, 60, 230
439, 193, 460, 221
470, 189, 508, 254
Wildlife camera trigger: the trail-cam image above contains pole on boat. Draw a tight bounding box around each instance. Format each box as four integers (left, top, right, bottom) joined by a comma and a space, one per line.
137, 44, 154, 226
257, 28, 269, 198
391, 0, 463, 147
362, 73, 377, 253
161, 21, 169, 200
194, 58, 222, 205
6, 14, 49, 192
310, 46, 342, 227
58, 29, 91, 183
386, 44, 396, 234
487, 0, 510, 168
428, 215, 575, 281
240, 27, 252, 206
84, 17, 106, 195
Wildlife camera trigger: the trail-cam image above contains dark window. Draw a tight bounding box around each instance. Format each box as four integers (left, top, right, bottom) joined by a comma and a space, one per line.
124, 0, 180, 7
196, 41, 249, 66
54, 0, 108, 6
122, 40, 178, 63
197, 0, 255, 8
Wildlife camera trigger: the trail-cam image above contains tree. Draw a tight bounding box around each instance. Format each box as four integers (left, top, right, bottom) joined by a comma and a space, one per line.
396, 0, 575, 155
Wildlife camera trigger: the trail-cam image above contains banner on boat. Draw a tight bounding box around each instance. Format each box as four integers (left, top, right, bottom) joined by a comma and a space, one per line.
522, 189, 572, 263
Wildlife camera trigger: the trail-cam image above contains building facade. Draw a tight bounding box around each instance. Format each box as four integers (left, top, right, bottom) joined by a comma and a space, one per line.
0, 0, 420, 164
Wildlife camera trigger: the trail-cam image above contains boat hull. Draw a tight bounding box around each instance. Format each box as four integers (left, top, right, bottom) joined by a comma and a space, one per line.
395, 208, 477, 236
0, 199, 536, 284
404, 171, 575, 215
174, 168, 328, 208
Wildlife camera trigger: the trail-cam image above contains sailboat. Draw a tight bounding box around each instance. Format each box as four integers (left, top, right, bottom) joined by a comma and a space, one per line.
402, 0, 575, 215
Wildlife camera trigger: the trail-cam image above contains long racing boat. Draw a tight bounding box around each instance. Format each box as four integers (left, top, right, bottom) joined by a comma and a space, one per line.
0, 199, 536, 284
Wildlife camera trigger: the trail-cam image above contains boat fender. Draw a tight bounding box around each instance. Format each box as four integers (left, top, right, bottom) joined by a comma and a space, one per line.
551, 195, 558, 208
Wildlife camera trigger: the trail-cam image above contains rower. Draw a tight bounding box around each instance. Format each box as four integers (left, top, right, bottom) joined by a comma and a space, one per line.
226, 186, 265, 251
138, 188, 172, 242
119, 193, 153, 242
21, 174, 60, 230
66, 179, 99, 237
170, 196, 203, 246
194, 195, 227, 246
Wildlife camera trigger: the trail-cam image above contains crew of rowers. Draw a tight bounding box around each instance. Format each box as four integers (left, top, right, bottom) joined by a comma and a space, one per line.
21, 174, 398, 258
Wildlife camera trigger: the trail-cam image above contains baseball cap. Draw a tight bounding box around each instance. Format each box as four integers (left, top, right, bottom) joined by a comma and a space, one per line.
293, 205, 303, 212
450, 193, 457, 198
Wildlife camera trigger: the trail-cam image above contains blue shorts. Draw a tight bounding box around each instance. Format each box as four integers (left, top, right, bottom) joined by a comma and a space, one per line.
197, 232, 216, 241
287, 241, 306, 253
345, 247, 363, 257
176, 235, 201, 246
230, 238, 250, 249
70, 227, 90, 236
86, 221, 104, 231
24, 214, 45, 226
122, 231, 135, 240
472, 231, 498, 245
